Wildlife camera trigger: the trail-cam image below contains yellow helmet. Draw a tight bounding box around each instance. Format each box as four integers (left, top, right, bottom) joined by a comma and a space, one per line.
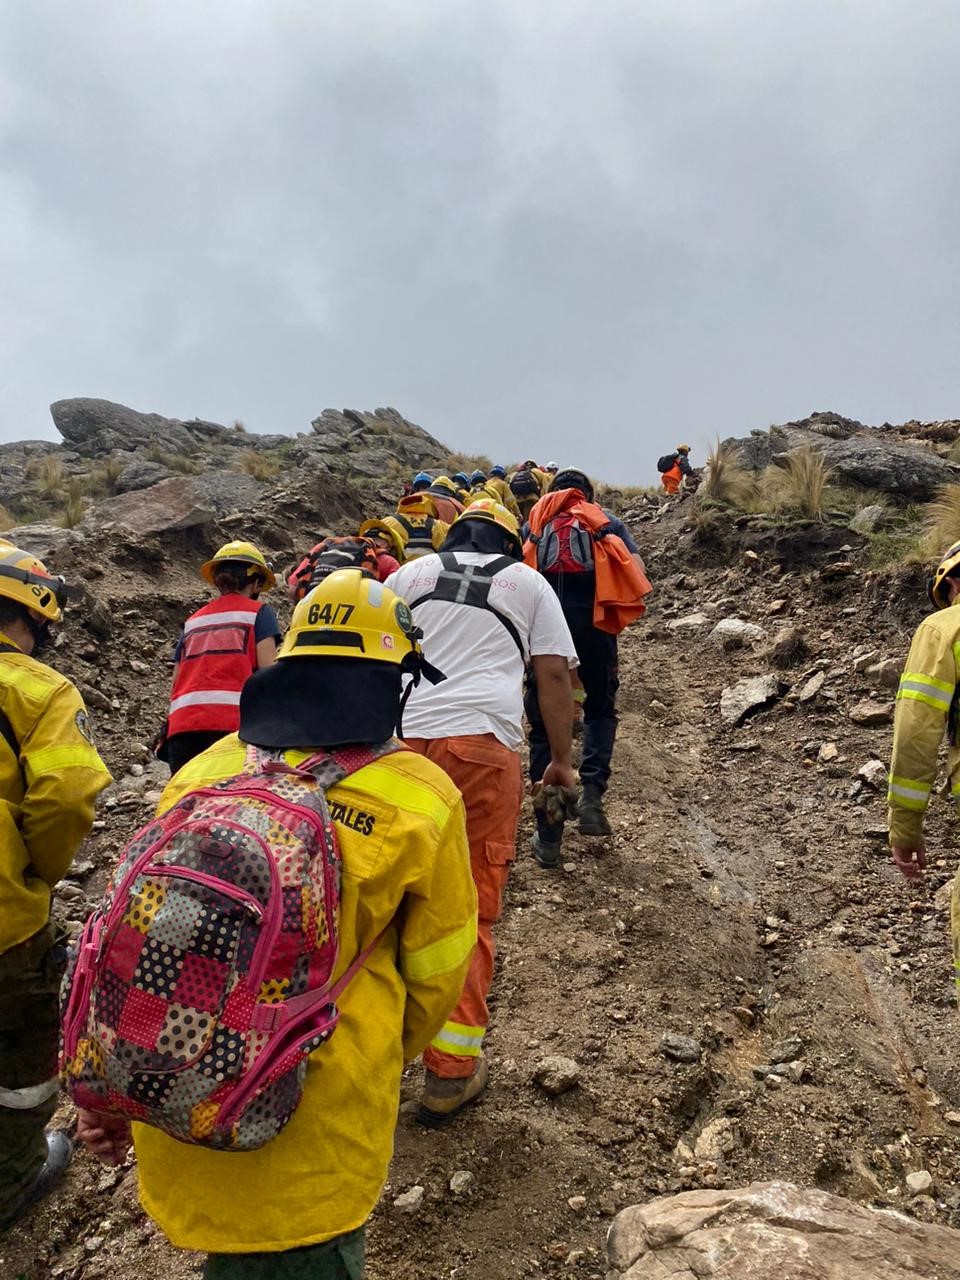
279, 569, 425, 670
929, 541, 960, 609
677, 444, 692, 454
358, 519, 404, 561
430, 475, 458, 495
0, 544, 67, 622
200, 540, 276, 591
456, 498, 522, 553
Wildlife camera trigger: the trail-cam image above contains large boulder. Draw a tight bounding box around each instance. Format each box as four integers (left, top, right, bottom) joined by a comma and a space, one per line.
6, 524, 82, 561
308, 406, 449, 477
51, 398, 199, 455
85, 473, 264, 536
113, 460, 174, 493
607, 1182, 960, 1279
725, 418, 959, 501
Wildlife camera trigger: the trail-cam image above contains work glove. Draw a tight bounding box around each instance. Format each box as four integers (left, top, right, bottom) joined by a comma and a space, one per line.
532, 782, 580, 826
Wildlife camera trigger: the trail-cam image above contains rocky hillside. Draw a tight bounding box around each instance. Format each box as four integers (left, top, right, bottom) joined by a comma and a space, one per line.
4, 405, 960, 1279
0, 396, 484, 535
723, 409, 960, 500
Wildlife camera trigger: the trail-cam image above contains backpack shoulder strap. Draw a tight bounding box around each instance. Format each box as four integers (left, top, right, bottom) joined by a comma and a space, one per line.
0, 645, 24, 780
406, 556, 526, 660
0, 706, 19, 769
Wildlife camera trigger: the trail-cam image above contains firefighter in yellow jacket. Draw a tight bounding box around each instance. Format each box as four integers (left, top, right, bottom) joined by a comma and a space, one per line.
889, 542, 960, 992
77, 571, 477, 1278
0, 543, 111, 1229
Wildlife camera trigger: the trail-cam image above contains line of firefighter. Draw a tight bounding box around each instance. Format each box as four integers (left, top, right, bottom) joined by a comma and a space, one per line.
1, 465, 651, 1272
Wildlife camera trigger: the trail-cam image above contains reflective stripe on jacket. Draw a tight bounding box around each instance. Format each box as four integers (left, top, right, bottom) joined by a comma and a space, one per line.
133, 733, 477, 1253
888, 605, 960, 846
0, 633, 111, 952
168, 594, 262, 736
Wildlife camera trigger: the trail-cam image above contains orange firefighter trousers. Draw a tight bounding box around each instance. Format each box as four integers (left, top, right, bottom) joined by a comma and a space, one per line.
405, 734, 524, 1079
661, 464, 682, 494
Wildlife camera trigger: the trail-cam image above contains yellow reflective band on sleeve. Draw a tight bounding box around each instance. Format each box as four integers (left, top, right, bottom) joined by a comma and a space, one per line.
402, 916, 477, 983
902, 670, 954, 695
430, 1020, 485, 1057
896, 683, 953, 712
337, 763, 451, 831
888, 775, 931, 811
23, 743, 108, 784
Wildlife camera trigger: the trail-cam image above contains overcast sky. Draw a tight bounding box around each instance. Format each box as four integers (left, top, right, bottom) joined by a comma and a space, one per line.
2, 0, 959, 482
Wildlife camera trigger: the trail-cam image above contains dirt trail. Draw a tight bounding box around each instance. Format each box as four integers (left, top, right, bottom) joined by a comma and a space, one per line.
4, 500, 960, 1280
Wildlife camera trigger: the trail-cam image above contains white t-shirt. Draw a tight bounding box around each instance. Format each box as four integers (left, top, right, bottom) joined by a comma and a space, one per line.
385, 552, 577, 751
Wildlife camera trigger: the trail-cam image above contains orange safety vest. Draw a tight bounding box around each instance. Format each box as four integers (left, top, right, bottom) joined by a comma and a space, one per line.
524, 491, 653, 634
168, 594, 263, 736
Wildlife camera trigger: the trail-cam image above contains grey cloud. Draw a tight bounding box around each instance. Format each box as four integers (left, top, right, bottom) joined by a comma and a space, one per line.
1, 0, 959, 482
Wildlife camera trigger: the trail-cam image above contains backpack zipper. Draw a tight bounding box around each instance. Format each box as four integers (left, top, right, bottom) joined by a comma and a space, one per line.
143, 864, 264, 919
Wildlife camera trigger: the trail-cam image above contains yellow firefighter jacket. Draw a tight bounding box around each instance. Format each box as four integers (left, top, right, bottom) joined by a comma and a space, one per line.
888, 605, 960, 846
0, 632, 111, 952
134, 733, 477, 1254
483, 476, 522, 520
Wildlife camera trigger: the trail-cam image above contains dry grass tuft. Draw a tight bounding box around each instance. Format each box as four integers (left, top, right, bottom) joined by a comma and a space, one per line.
772, 446, 831, 519
29, 454, 66, 498
924, 483, 960, 556
236, 450, 280, 481
59, 478, 86, 528
701, 439, 757, 508
0, 505, 16, 532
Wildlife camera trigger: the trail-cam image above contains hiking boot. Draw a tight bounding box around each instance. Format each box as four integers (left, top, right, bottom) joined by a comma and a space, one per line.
531, 831, 562, 868
0, 1131, 73, 1230
417, 1054, 489, 1129
578, 784, 612, 836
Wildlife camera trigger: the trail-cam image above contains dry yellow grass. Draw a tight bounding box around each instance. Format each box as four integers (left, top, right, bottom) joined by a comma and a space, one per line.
771, 445, 832, 519
236, 450, 280, 480
924, 483, 960, 556
701, 438, 756, 507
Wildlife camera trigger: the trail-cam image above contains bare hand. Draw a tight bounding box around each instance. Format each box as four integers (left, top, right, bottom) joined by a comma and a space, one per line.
891, 845, 927, 882
76, 1109, 132, 1166
541, 760, 578, 792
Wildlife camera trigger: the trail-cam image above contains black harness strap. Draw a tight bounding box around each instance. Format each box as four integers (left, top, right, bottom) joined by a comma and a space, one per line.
408, 554, 526, 661
0, 642, 23, 777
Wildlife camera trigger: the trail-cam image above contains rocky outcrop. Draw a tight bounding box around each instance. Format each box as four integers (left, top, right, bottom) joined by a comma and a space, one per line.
607, 1182, 960, 1278
84, 473, 265, 536
113, 460, 174, 493
726, 415, 960, 501
50, 398, 208, 456
307, 406, 449, 478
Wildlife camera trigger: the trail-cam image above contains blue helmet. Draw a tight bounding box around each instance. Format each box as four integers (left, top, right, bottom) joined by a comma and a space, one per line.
452, 472, 469, 488
470, 469, 487, 485
490, 464, 506, 478
412, 471, 432, 490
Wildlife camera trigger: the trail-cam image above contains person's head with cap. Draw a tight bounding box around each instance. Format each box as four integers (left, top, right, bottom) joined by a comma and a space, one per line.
489, 464, 506, 478
239, 570, 443, 750
549, 467, 595, 502
412, 471, 432, 492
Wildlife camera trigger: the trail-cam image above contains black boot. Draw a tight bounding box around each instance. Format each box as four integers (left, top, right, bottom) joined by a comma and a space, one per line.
579, 783, 612, 836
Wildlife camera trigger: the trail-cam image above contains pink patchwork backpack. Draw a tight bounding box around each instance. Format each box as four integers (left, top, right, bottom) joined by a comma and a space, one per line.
60, 742, 399, 1150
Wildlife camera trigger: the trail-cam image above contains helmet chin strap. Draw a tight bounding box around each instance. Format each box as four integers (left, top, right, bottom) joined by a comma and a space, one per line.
25, 612, 53, 655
